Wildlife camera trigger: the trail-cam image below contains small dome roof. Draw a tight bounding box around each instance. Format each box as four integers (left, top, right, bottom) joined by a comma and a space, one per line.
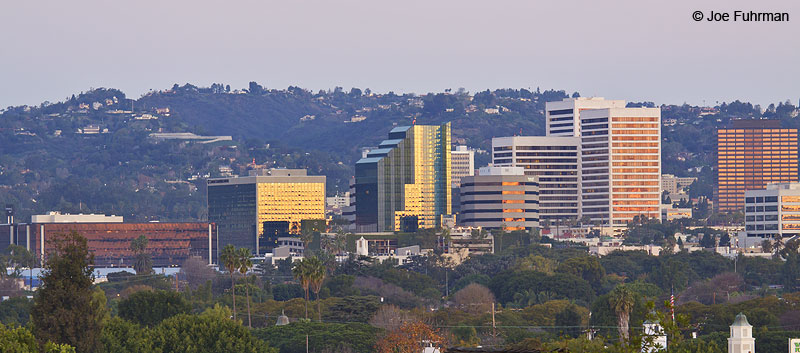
731, 312, 751, 327
276, 310, 290, 326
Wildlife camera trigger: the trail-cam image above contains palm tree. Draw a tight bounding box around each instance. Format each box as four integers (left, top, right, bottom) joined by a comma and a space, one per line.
609, 285, 636, 344
220, 244, 240, 321
237, 247, 253, 328
292, 258, 312, 320
306, 256, 326, 322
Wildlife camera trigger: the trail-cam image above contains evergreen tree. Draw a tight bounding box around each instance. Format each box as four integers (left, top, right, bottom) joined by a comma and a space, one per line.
130, 235, 153, 275
31, 231, 104, 352
782, 252, 800, 292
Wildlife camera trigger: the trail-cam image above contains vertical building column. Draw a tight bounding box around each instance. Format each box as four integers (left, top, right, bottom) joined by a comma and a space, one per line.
208, 224, 212, 265
40, 224, 45, 257
26, 225, 30, 251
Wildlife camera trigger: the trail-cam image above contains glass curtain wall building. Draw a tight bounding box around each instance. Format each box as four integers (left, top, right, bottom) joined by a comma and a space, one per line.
208, 169, 325, 255
355, 123, 452, 232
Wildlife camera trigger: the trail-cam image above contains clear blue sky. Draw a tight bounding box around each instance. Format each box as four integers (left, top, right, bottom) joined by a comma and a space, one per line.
1, 0, 798, 108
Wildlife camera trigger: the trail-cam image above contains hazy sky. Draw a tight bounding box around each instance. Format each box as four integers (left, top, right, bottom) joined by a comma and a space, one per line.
1, 0, 798, 108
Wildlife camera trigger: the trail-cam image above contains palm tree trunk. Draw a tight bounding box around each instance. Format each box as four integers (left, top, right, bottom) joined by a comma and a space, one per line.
245, 281, 252, 328
617, 313, 630, 344
315, 290, 322, 322
230, 272, 237, 321
304, 288, 309, 320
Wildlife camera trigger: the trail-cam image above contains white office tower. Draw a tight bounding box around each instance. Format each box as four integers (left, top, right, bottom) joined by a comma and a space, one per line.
728, 313, 755, 353
492, 136, 580, 223
451, 145, 475, 188
579, 107, 661, 233
545, 97, 626, 136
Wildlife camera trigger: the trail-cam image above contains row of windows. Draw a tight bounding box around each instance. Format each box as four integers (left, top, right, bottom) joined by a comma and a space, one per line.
461, 218, 540, 222
612, 142, 659, 148
745, 206, 779, 212
612, 123, 659, 129
745, 196, 780, 203
460, 209, 539, 214
462, 200, 539, 205
745, 215, 779, 222
612, 136, 659, 141
745, 224, 780, 231
611, 130, 659, 136
612, 155, 659, 161
718, 129, 797, 133
515, 152, 578, 157
612, 117, 659, 122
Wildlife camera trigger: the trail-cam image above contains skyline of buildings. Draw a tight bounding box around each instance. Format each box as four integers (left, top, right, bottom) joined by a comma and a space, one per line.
493, 98, 662, 233
12, 97, 800, 263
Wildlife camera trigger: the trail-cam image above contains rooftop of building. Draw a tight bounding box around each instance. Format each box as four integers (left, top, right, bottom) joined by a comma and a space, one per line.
765, 182, 800, 190
731, 119, 781, 129
477, 166, 525, 176
31, 212, 124, 223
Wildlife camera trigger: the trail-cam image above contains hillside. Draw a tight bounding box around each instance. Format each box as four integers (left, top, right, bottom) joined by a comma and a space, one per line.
1, 83, 798, 222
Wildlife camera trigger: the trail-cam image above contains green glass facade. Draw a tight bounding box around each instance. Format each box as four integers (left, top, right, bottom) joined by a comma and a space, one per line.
355, 123, 452, 232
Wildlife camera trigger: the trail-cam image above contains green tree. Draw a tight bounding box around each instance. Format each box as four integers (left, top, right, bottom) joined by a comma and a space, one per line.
31, 231, 104, 352
100, 317, 153, 353
118, 290, 191, 326
609, 285, 636, 345
0, 296, 33, 326
292, 258, 312, 320
554, 304, 583, 338
151, 307, 276, 353
253, 322, 380, 353
307, 256, 326, 322
0, 323, 76, 353
130, 235, 153, 275
783, 252, 800, 292
237, 247, 254, 328
219, 244, 240, 321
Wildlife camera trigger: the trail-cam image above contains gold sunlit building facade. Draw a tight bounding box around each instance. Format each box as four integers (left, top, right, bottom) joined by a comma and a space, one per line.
207, 169, 325, 255
579, 107, 661, 233
716, 120, 798, 213
355, 124, 452, 232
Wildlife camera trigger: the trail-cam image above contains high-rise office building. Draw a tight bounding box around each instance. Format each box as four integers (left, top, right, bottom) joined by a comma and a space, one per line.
492, 136, 580, 222
459, 166, 539, 231
545, 97, 626, 136
579, 107, 661, 229
207, 169, 326, 254
354, 123, 452, 232
451, 145, 475, 188
716, 120, 799, 213
451, 145, 475, 215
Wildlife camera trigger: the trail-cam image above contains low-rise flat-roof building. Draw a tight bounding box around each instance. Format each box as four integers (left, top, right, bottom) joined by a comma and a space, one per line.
744, 182, 800, 239
31, 212, 123, 223
1, 219, 217, 267
459, 166, 539, 231
662, 206, 692, 221
661, 174, 697, 194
